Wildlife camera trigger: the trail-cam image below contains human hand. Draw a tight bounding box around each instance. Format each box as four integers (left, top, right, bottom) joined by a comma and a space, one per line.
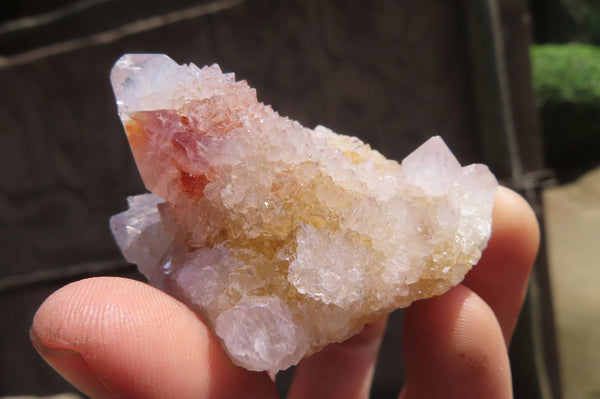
31, 186, 538, 399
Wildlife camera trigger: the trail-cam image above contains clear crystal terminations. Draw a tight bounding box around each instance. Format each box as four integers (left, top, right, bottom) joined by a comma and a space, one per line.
109, 54, 498, 372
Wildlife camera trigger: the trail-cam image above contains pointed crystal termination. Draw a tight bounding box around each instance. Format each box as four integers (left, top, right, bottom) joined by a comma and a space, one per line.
109, 54, 498, 372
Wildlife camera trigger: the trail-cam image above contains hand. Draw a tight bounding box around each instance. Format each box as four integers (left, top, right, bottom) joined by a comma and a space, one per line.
31, 186, 538, 399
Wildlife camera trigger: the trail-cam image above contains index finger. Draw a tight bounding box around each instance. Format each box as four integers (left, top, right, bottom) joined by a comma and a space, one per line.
462, 186, 540, 343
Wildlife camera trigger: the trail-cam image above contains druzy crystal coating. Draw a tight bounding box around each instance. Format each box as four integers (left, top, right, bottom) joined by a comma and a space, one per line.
109, 54, 498, 372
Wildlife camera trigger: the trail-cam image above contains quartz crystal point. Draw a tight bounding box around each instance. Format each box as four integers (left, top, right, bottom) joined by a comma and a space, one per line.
109, 54, 498, 372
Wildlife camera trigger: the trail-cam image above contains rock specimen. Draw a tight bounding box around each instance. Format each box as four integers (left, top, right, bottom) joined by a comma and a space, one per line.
109, 54, 498, 372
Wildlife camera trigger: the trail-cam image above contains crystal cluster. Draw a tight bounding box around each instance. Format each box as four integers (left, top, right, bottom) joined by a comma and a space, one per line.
109, 54, 498, 372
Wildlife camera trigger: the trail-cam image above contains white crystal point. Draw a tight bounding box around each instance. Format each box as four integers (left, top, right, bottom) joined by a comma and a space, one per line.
402, 136, 462, 196
111, 54, 180, 114
110, 54, 498, 372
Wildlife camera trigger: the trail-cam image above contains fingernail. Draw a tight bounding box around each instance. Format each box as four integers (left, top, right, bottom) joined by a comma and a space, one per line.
30, 328, 115, 399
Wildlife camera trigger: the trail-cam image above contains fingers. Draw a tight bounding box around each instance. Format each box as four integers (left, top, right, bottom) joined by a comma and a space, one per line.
287, 187, 536, 398
463, 186, 540, 342
399, 285, 512, 399
31, 277, 277, 399
31, 188, 535, 399
287, 315, 388, 399
398, 188, 537, 398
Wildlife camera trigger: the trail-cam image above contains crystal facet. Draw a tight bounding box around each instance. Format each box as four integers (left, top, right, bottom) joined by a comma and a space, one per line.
109, 54, 498, 372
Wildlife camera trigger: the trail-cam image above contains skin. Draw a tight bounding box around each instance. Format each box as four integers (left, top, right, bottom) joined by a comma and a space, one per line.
31, 186, 539, 399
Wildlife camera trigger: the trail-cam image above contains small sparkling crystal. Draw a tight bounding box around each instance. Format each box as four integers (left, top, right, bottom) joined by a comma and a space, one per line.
109, 54, 497, 372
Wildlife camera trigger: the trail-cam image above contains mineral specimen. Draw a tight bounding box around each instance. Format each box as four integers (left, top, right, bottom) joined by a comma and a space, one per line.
109, 54, 498, 372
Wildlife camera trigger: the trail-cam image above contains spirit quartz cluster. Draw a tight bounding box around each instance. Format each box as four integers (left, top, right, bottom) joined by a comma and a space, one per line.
109, 54, 498, 372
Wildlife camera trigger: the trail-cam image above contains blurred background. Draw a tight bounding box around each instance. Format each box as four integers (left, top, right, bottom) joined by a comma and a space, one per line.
0, 0, 598, 398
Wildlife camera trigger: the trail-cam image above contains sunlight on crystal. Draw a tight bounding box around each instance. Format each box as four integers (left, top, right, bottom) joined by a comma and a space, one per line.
109, 54, 497, 372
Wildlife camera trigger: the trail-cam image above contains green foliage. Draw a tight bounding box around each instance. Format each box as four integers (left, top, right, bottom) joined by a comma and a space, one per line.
531, 43, 600, 105
531, 43, 600, 178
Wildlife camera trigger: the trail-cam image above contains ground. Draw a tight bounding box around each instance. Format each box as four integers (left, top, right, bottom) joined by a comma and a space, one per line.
544, 166, 600, 399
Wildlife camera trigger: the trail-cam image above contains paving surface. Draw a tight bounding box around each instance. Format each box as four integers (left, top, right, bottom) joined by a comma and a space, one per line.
544, 166, 600, 399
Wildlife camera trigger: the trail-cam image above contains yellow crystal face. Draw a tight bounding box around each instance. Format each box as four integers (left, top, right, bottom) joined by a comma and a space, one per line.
109, 54, 498, 372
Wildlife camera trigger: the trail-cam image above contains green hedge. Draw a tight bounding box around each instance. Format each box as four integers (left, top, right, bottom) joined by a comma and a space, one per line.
531, 44, 600, 104
530, 44, 600, 178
